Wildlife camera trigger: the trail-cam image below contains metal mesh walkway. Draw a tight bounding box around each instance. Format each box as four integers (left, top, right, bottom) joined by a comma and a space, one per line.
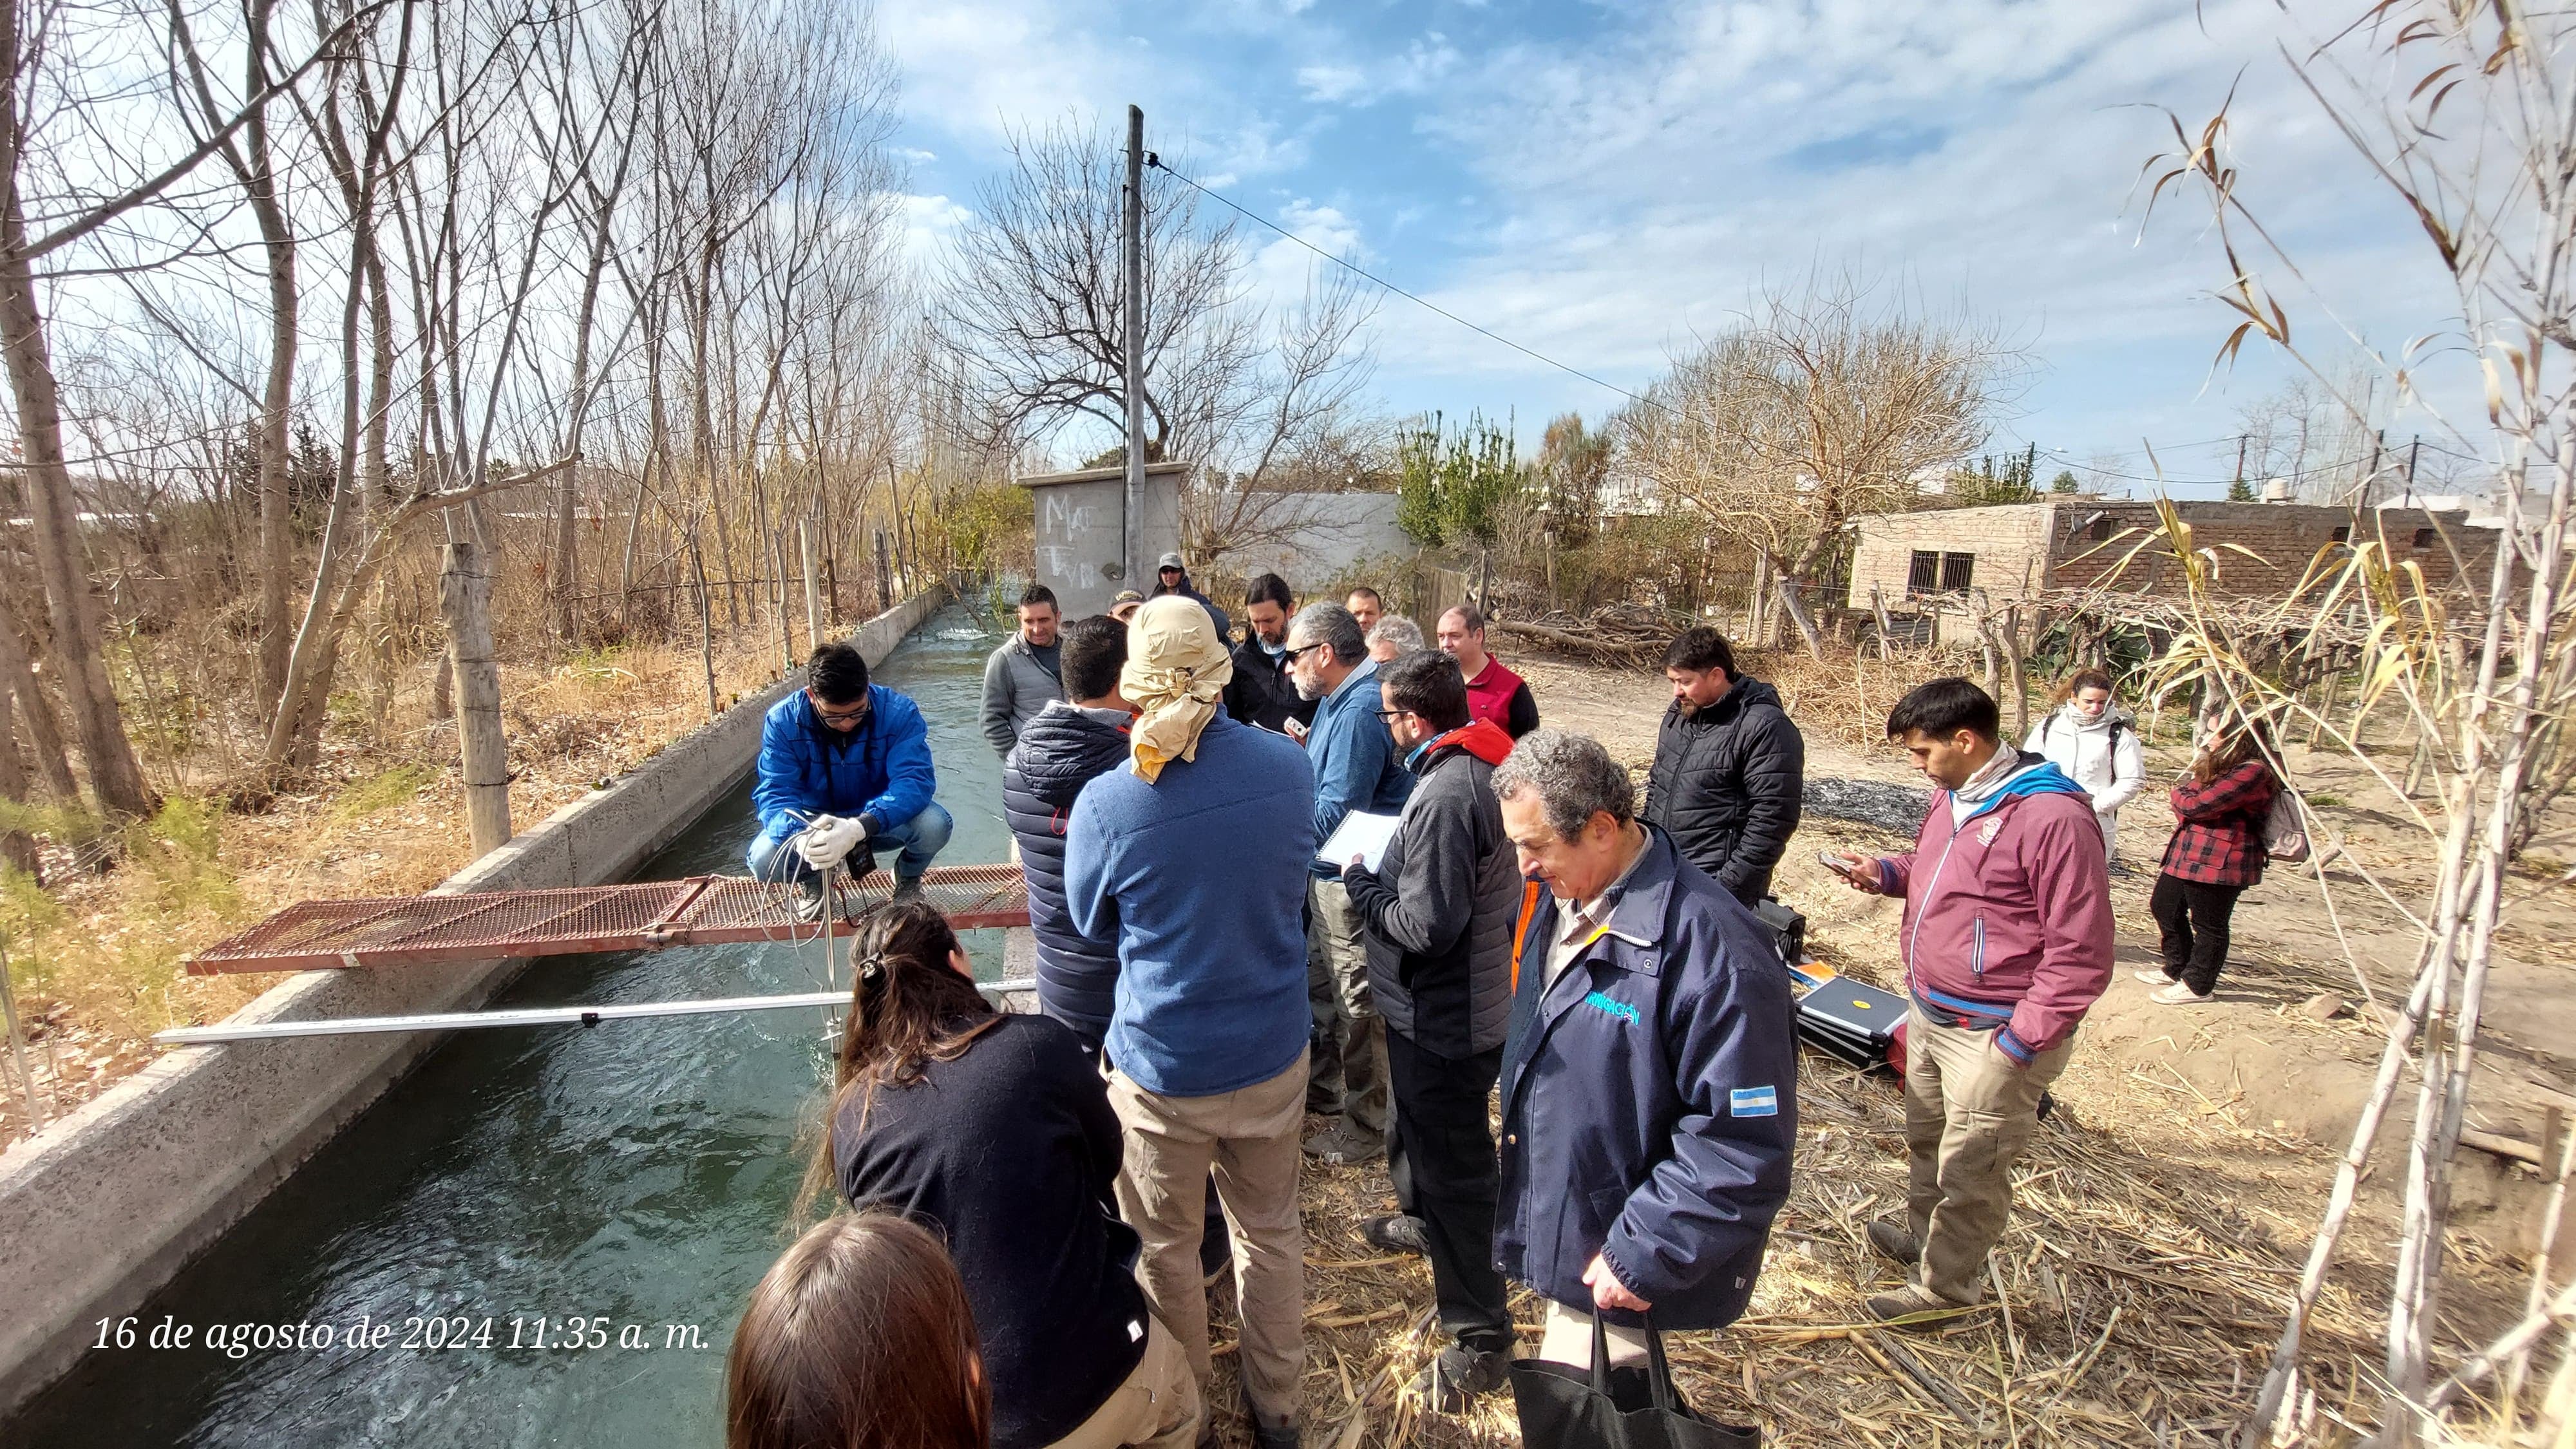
185, 864, 1029, 976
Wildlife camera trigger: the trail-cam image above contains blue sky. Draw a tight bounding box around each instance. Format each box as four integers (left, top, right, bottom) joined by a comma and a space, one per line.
881, 0, 2477, 498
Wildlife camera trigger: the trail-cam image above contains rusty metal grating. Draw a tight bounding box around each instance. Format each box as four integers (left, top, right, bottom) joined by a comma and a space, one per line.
186, 864, 1029, 975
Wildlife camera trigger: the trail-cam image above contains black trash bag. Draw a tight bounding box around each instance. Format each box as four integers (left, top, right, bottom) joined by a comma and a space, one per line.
1508, 1309, 1759, 1449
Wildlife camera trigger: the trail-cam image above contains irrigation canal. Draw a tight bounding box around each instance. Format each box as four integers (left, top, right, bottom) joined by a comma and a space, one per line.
3, 602, 1013, 1447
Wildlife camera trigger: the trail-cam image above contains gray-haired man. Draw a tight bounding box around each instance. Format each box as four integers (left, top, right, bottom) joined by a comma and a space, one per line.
1287, 601, 1412, 1160
1492, 729, 1798, 1368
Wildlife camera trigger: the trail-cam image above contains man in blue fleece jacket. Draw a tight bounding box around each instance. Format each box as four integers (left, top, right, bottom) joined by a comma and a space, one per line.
1288, 600, 1413, 1161
746, 641, 951, 895
1065, 597, 1315, 1449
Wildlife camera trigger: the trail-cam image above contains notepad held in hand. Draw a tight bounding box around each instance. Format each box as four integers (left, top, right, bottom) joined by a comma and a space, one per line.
1317, 810, 1402, 873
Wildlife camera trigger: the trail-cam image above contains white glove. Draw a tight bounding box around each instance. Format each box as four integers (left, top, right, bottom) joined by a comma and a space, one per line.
795, 815, 869, 871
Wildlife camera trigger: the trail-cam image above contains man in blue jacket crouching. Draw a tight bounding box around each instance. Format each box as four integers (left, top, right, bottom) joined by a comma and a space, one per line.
746, 641, 951, 900
1491, 729, 1797, 1369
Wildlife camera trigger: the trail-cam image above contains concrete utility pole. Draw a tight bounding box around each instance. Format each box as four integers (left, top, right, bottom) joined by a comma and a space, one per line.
1121, 104, 1147, 588
2233, 433, 2248, 493
440, 540, 512, 855
2403, 435, 2421, 507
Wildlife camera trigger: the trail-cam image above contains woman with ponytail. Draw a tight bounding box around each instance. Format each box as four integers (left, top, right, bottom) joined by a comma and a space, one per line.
817, 901, 1200, 1449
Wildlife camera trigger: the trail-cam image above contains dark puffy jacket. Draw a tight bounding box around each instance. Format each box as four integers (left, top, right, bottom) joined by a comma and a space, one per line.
1640, 676, 1804, 904
1224, 635, 1313, 733
1495, 827, 1797, 1329
1003, 703, 1132, 1046
1340, 720, 1518, 1056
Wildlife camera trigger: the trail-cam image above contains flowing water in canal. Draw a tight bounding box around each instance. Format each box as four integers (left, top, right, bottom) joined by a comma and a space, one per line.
6, 603, 1013, 1448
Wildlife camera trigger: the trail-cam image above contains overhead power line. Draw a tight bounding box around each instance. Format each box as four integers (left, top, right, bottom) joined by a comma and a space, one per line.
1144, 155, 1674, 418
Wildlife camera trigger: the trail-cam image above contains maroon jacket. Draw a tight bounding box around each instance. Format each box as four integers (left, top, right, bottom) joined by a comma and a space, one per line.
2160, 759, 2277, 887
1866, 755, 2115, 1066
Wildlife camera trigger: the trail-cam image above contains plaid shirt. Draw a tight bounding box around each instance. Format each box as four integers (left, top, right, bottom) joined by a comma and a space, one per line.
2160, 758, 2278, 886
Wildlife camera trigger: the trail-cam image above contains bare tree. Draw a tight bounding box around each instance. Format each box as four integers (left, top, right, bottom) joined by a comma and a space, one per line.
2142, 5, 2576, 1444
939, 117, 1377, 563
1615, 267, 2024, 654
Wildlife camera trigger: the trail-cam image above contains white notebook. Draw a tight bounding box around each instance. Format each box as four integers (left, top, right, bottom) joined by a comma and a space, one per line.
1317, 810, 1402, 873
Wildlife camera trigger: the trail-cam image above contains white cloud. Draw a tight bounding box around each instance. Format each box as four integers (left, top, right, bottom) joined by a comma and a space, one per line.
1361, 0, 2472, 448
898, 193, 976, 271
1297, 64, 1365, 103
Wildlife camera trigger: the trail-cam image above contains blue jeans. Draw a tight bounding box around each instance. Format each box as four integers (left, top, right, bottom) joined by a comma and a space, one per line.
746, 802, 953, 884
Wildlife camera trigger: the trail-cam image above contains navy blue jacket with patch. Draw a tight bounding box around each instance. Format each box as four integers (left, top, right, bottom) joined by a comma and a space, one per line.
1003, 703, 1132, 1047
1495, 826, 1799, 1330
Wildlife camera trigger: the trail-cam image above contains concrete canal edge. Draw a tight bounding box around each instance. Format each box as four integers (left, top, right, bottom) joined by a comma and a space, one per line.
0, 583, 954, 1419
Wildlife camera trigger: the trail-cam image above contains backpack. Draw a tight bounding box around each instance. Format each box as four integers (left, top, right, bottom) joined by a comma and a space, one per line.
2262, 789, 2311, 865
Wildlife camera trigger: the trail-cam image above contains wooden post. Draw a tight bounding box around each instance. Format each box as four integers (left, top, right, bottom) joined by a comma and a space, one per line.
1868, 583, 1895, 660
692, 534, 717, 718
875, 529, 893, 613
800, 518, 823, 654
439, 540, 511, 856
1, 936, 43, 1130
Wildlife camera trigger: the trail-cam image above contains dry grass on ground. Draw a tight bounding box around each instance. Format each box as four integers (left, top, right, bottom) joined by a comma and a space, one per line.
1234, 1032, 2467, 1449
0, 621, 817, 1148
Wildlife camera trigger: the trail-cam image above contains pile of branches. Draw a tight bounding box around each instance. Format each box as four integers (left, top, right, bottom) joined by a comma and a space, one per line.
1489, 601, 1690, 667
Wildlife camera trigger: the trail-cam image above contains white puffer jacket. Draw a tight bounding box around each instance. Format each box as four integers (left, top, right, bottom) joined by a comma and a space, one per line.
2023, 704, 2146, 823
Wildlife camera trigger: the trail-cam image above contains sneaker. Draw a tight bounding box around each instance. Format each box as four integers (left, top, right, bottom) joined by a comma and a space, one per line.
792, 878, 827, 923
1864, 1283, 1962, 1330
890, 876, 925, 904
1866, 1220, 1922, 1267
2150, 981, 2215, 1005
2134, 967, 2179, 985
1361, 1214, 1430, 1256
1302, 1123, 1385, 1165
1414, 1343, 1511, 1412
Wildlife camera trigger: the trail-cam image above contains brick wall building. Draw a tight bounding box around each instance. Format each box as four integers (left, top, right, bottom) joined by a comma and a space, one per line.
1844, 499, 2495, 609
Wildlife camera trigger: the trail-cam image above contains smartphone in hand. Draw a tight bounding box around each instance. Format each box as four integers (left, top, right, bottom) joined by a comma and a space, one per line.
1819, 851, 1876, 890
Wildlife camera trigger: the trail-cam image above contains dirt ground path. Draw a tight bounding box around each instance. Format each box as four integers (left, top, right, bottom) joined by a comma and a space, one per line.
1226, 650, 2571, 1446
1514, 649, 2576, 1265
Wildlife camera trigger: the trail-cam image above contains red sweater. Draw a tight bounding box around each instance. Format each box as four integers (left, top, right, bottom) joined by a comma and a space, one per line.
1463, 656, 1539, 737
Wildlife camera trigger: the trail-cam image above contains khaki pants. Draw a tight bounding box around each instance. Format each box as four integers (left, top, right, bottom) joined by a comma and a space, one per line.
1108, 1056, 1310, 1425
1305, 876, 1388, 1135
1903, 1005, 2073, 1305
1038, 1314, 1202, 1449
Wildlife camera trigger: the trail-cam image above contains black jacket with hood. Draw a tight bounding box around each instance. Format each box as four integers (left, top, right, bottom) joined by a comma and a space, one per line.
1224, 634, 1314, 732
1003, 702, 1132, 1046
1640, 675, 1804, 905
1340, 719, 1519, 1057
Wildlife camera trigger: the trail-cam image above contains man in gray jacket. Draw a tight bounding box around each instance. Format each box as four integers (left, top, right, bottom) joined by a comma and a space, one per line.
1335, 649, 1520, 1410
980, 583, 1065, 756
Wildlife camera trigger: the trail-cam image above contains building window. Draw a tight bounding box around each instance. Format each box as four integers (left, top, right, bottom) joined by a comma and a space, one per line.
1905, 550, 1976, 596
2413, 527, 2437, 549
2090, 515, 2114, 542
2331, 526, 2350, 544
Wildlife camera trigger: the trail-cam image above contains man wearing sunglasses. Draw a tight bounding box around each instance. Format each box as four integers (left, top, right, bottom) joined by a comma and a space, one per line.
747, 640, 951, 908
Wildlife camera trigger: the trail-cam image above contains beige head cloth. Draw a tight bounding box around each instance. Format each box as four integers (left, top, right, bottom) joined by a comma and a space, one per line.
1121, 596, 1235, 782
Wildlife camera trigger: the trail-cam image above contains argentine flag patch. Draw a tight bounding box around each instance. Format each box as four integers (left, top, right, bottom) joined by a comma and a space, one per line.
1728, 1086, 1779, 1118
